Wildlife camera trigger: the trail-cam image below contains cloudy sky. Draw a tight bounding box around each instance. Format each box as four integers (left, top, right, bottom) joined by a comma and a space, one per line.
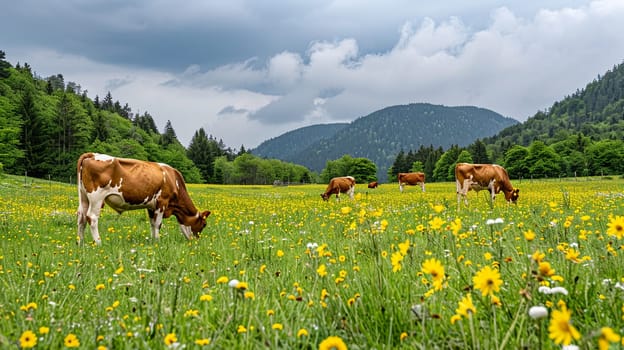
2, 0, 623, 149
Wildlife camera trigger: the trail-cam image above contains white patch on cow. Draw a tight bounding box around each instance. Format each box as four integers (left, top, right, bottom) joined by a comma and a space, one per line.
93, 153, 115, 162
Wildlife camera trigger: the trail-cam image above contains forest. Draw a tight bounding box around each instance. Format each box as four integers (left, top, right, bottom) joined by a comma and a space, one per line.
0, 50, 312, 185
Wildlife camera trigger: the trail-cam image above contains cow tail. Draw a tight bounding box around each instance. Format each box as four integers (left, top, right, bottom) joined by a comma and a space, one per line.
77, 152, 94, 185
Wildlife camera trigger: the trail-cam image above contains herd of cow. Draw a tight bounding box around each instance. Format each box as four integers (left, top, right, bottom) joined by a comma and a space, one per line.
76, 152, 519, 245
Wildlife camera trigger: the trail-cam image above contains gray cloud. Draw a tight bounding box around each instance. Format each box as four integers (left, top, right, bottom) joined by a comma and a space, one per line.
2, 0, 621, 149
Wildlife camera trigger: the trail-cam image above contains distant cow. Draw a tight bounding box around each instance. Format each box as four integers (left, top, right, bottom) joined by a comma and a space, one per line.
398, 172, 426, 192
77, 153, 211, 245
321, 176, 356, 201
455, 163, 519, 207
368, 181, 379, 189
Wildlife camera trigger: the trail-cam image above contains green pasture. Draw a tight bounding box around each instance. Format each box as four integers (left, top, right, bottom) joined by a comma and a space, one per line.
0, 175, 623, 349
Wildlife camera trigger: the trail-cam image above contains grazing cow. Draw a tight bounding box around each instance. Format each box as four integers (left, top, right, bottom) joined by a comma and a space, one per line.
455, 163, 519, 207
76, 153, 210, 245
321, 176, 356, 201
368, 181, 379, 189
398, 172, 426, 192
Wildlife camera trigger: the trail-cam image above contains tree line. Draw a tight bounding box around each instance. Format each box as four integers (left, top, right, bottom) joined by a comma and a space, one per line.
387, 134, 624, 183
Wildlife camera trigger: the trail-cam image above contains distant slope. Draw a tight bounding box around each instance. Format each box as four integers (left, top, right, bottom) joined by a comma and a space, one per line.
252, 123, 349, 160
483, 63, 624, 149
253, 103, 517, 181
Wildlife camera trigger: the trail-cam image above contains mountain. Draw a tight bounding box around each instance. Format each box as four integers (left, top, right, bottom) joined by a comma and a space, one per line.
252, 103, 518, 181
252, 123, 348, 160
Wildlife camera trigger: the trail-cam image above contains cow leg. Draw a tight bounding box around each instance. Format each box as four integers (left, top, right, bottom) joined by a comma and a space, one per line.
179, 224, 193, 240
148, 209, 164, 240
399, 182, 404, 193
420, 182, 425, 192
488, 179, 497, 203
457, 179, 472, 207
84, 199, 104, 245
348, 186, 355, 199
76, 189, 89, 244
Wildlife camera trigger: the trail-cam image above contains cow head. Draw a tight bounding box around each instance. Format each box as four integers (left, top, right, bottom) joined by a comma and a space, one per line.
321, 193, 330, 201
179, 210, 211, 239
509, 188, 520, 203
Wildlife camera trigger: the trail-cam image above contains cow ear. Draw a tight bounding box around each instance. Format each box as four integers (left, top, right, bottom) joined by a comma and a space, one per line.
202, 210, 211, 219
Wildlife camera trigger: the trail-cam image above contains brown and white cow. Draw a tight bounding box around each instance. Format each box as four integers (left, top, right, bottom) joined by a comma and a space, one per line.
321, 176, 356, 201
368, 181, 379, 189
76, 153, 210, 244
398, 172, 426, 192
455, 163, 519, 207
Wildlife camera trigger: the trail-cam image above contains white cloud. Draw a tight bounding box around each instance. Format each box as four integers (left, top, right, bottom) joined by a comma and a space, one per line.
6, 0, 624, 149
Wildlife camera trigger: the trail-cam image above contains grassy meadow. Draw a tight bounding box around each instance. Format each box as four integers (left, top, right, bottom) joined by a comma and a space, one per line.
1, 174, 624, 349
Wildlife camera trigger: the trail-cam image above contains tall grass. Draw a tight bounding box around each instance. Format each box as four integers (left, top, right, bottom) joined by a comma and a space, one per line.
0, 175, 623, 349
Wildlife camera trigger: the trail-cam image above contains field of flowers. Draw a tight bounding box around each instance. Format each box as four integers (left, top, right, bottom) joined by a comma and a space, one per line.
1, 174, 623, 349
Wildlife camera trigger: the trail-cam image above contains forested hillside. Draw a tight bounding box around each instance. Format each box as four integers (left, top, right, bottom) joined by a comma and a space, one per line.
483, 63, 624, 159
0, 50, 315, 185
252, 123, 348, 160
254, 103, 517, 181
475, 63, 624, 178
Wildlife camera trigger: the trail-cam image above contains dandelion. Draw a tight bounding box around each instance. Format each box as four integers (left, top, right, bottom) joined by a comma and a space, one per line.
39, 327, 49, 335
244, 291, 255, 299
319, 335, 347, 350
95, 283, 105, 291
472, 265, 503, 297
297, 328, 309, 337
421, 258, 445, 291
237, 325, 247, 333
455, 293, 477, 319
548, 302, 581, 345
216, 276, 229, 284
400, 332, 408, 341
391, 251, 404, 272
64, 334, 80, 348
598, 327, 620, 350
195, 338, 211, 346
538, 261, 555, 277
277, 250, 285, 257
606, 215, 624, 239
429, 217, 445, 230
19, 330, 37, 348
200, 294, 213, 302
20, 302, 37, 312
317, 264, 328, 277
272, 323, 283, 330
340, 206, 352, 215
524, 229, 536, 241
164, 333, 177, 346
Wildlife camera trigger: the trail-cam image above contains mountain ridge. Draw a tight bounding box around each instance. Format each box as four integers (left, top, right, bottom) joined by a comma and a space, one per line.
251, 103, 518, 181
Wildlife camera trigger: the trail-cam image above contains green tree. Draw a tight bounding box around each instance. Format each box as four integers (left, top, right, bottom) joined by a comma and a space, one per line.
433, 145, 460, 182
469, 139, 490, 163
450, 150, 473, 180
586, 140, 624, 176
410, 161, 424, 172
525, 141, 561, 178
503, 145, 529, 179
187, 128, 215, 183
0, 50, 11, 79
347, 157, 377, 183
161, 120, 178, 146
